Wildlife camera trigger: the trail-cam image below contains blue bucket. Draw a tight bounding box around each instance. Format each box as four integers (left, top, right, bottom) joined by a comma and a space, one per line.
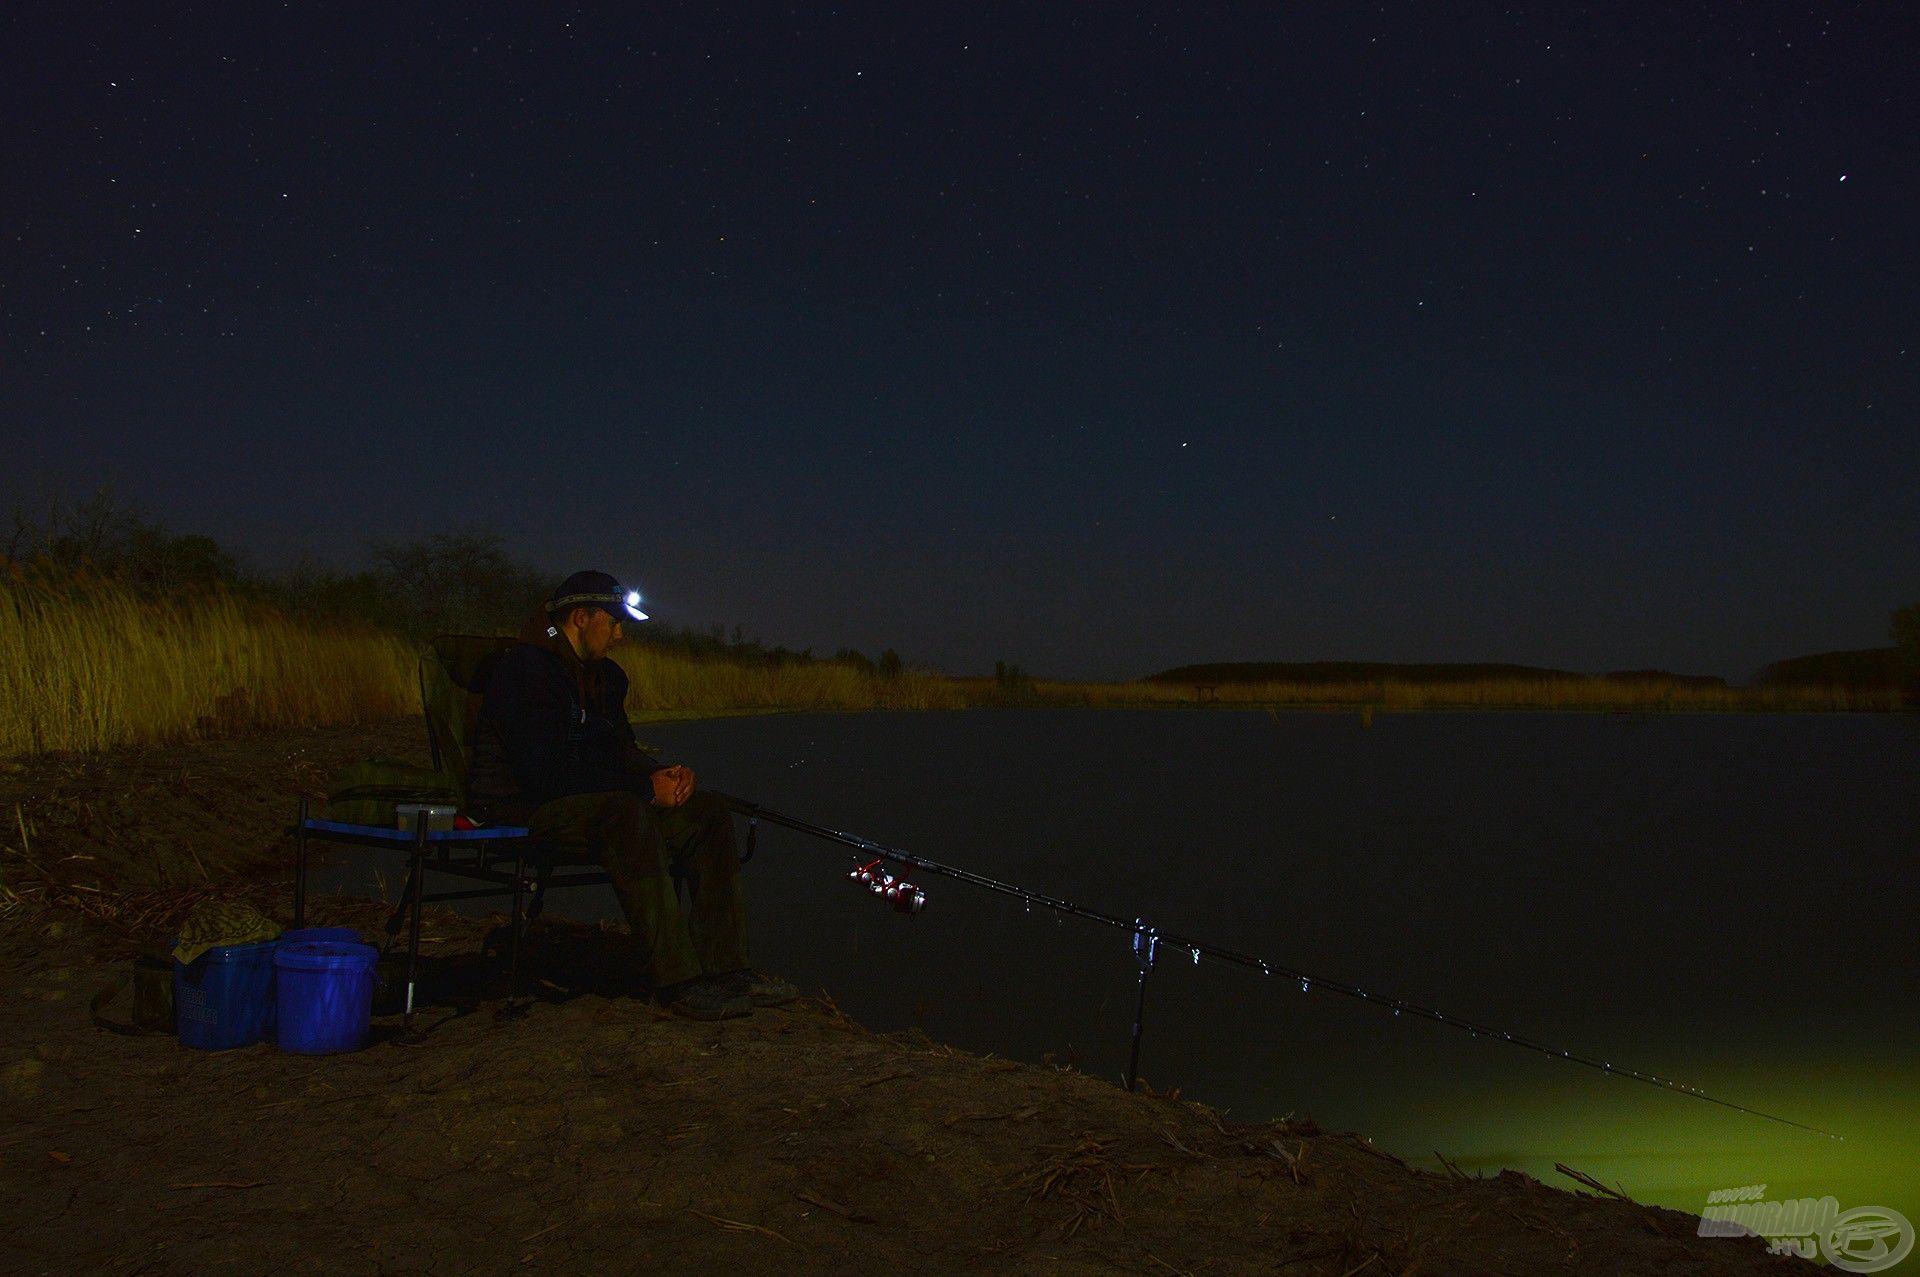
281, 926, 360, 946
275, 942, 379, 1054
174, 939, 280, 1051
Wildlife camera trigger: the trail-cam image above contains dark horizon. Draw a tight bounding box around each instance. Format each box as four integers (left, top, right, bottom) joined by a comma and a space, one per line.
7, 6, 1916, 682
8, 495, 1895, 685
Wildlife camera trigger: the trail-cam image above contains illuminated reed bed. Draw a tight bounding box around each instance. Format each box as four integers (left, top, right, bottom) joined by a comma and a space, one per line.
0, 574, 419, 756
0, 574, 965, 756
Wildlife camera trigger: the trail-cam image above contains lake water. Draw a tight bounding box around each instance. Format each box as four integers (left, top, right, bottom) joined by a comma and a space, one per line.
312, 709, 1920, 1231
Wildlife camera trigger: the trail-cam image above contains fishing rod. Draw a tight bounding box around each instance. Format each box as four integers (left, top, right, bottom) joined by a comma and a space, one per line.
719, 794, 1841, 1141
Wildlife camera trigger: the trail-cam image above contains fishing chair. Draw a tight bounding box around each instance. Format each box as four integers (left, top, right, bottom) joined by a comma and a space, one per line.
292, 634, 613, 1030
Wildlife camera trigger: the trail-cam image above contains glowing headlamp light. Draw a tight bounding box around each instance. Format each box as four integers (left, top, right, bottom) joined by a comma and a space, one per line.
546, 584, 649, 623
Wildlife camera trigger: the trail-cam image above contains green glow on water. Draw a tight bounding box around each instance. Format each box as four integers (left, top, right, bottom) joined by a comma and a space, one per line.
1340, 1052, 1919, 1250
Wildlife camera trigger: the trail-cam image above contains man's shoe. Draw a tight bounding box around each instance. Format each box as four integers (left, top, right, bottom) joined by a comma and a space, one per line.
714, 967, 799, 1007
658, 977, 751, 1021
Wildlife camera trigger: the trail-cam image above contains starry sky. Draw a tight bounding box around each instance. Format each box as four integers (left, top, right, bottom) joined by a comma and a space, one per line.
5, 4, 1916, 680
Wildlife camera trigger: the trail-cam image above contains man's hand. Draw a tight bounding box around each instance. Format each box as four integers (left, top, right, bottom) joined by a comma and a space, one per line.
650, 765, 695, 808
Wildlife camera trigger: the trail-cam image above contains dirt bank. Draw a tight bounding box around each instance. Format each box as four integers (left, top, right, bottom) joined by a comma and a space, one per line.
0, 724, 1811, 1274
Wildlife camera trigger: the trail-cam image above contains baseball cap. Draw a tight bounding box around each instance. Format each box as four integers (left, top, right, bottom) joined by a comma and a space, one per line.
545, 570, 648, 622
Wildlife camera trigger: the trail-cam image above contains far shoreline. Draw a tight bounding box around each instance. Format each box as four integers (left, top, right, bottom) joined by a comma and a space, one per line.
630, 691, 1908, 728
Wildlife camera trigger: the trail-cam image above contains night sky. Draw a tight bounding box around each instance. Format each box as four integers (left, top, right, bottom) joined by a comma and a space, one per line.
6, 5, 1916, 680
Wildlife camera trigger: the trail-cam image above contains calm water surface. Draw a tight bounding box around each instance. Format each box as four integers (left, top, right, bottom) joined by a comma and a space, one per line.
317, 710, 1920, 1226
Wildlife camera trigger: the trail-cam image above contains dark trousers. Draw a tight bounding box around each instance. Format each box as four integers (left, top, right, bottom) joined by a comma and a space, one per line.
525, 789, 748, 988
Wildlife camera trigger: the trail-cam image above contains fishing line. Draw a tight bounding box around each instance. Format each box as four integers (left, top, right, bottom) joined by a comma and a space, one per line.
721, 795, 1841, 1140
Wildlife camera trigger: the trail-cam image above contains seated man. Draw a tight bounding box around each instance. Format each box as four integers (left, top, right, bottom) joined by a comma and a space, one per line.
465, 569, 795, 1020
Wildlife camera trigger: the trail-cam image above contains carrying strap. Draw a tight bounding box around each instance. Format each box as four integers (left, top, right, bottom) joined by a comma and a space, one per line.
89, 972, 150, 1036
89, 949, 173, 1037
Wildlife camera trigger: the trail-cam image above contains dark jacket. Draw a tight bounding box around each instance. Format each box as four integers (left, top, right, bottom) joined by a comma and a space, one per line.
465, 623, 663, 823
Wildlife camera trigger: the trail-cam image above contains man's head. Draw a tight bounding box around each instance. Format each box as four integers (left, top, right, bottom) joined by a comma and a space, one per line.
545, 570, 648, 661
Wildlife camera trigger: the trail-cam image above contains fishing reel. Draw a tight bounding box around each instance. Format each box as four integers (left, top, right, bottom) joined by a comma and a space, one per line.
850, 858, 927, 915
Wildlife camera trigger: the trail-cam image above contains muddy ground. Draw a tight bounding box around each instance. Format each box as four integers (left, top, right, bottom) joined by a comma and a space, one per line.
0, 723, 1813, 1274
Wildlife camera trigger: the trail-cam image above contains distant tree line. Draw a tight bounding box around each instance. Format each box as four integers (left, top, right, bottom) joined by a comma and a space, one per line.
1894, 602, 1920, 706
1158, 640, 1920, 704
1751, 648, 1907, 691
5, 489, 238, 596
1147, 661, 1725, 687
3, 489, 913, 672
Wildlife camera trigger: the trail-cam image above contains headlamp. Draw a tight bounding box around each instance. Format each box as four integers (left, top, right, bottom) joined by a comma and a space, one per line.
546, 584, 649, 623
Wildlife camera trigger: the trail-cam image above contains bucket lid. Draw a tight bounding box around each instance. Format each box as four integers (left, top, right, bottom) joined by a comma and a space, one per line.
274, 941, 379, 972
282, 926, 361, 945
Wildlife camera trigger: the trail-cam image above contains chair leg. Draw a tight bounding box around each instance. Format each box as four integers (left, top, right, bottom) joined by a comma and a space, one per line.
294, 799, 308, 929
527, 860, 551, 922
402, 818, 428, 1032
384, 864, 418, 939
504, 845, 528, 1018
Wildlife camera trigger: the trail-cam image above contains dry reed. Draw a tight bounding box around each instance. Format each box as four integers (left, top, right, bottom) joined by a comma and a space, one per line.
0, 574, 966, 758
614, 647, 967, 715
0, 573, 417, 756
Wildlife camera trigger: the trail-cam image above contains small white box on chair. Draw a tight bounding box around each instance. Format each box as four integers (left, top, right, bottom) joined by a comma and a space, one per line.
394, 804, 458, 832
